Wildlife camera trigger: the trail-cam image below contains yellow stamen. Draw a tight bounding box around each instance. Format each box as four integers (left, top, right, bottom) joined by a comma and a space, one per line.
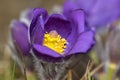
43, 30, 67, 54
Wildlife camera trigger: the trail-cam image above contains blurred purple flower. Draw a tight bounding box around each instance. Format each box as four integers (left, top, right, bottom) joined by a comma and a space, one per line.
11, 9, 33, 55
30, 8, 95, 61
63, 0, 120, 28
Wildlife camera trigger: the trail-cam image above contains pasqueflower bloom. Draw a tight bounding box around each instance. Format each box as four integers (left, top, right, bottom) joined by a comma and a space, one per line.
63, 0, 120, 28
30, 8, 95, 62
11, 9, 33, 55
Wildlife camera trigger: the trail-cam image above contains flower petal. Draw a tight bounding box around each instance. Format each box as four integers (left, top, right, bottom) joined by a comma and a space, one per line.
63, 10, 85, 54
63, 0, 78, 18
30, 19, 44, 44
68, 30, 95, 55
64, 24, 78, 54
76, 0, 96, 12
44, 14, 71, 38
87, 0, 120, 27
30, 8, 48, 44
30, 8, 48, 37
33, 44, 62, 58
11, 20, 30, 55
63, 1, 85, 33
70, 9, 85, 34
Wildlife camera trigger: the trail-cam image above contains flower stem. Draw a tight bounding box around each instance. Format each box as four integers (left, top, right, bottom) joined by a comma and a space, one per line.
11, 61, 16, 80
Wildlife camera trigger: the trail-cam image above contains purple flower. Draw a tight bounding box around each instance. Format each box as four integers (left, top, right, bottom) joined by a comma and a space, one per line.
11, 9, 33, 55
63, 0, 120, 28
30, 8, 95, 61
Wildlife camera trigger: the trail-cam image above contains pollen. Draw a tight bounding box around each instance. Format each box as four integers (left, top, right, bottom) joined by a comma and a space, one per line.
43, 30, 67, 54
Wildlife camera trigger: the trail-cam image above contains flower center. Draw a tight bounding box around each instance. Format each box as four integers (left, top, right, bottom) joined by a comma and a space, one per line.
43, 30, 67, 54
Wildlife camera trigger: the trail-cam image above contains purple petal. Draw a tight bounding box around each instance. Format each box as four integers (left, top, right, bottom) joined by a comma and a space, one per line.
30, 19, 44, 44
11, 20, 30, 55
30, 8, 48, 44
63, 1, 85, 34
62, 10, 85, 53
33, 44, 62, 58
64, 24, 78, 54
63, 0, 78, 18
88, 0, 120, 27
76, 0, 96, 12
68, 30, 95, 55
64, 0, 120, 28
30, 8, 48, 37
44, 14, 71, 38
70, 9, 85, 34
